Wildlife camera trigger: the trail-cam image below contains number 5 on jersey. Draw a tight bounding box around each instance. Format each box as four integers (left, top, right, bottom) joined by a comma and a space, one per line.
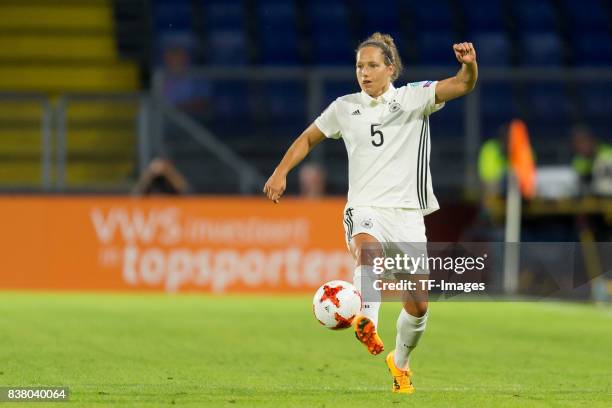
370, 124, 384, 147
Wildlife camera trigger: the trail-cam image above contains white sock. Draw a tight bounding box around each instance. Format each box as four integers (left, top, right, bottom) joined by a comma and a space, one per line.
353, 265, 381, 328
394, 308, 428, 370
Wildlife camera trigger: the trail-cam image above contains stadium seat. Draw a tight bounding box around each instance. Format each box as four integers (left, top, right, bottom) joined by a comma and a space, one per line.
514, 0, 558, 32
520, 32, 563, 66
409, 1, 453, 30
323, 80, 356, 107
212, 81, 250, 120
480, 82, 522, 136
409, 0, 457, 66
259, 28, 299, 65
354, 0, 401, 41
559, 0, 609, 31
459, 0, 505, 32
576, 83, 612, 120
256, 0, 299, 64
524, 83, 573, 119
571, 82, 610, 138
152, 1, 192, 33
414, 31, 458, 65
261, 81, 306, 121
520, 83, 574, 139
202, 0, 247, 66
308, 0, 352, 65
469, 31, 511, 67
310, 30, 352, 65
203, 0, 245, 31
207, 29, 248, 66
570, 31, 612, 66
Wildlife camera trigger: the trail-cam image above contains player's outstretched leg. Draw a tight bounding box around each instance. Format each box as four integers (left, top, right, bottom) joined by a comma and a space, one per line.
352, 314, 384, 355
352, 264, 384, 355
385, 350, 415, 394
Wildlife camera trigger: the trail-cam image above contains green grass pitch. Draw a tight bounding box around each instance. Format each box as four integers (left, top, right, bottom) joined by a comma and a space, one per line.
0, 292, 610, 407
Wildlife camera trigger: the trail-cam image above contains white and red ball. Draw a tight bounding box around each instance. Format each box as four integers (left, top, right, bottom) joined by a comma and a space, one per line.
312, 280, 362, 329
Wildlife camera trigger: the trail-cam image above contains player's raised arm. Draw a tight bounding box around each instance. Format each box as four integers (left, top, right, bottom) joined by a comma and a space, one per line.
434, 42, 478, 104
263, 123, 326, 203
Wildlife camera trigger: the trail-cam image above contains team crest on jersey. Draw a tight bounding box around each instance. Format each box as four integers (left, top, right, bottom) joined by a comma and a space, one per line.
389, 102, 401, 113
361, 219, 373, 229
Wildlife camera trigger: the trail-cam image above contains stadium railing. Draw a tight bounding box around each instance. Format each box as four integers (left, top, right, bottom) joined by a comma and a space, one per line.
152, 66, 612, 197
2, 67, 612, 194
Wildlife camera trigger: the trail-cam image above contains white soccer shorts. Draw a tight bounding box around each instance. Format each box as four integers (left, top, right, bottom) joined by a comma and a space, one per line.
342, 205, 429, 276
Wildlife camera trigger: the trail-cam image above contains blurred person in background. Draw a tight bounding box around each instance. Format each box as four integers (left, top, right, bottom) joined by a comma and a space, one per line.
133, 156, 191, 195
264, 32, 477, 394
571, 124, 612, 195
298, 162, 327, 198
162, 36, 211, 117
478, 123, 508, 199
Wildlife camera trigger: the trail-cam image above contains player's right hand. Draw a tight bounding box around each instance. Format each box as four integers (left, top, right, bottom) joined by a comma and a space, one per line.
263, 171, 286, 204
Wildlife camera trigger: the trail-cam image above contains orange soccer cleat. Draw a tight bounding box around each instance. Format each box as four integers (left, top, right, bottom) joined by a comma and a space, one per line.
352, 315, 384, 355
385, 351, 415, 394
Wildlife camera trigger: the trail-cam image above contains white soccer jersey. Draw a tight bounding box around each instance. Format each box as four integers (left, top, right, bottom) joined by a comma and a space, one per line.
315, 81, 444, 215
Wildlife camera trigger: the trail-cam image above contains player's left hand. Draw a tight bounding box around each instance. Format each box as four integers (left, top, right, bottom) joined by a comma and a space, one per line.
453, 42, 476, 65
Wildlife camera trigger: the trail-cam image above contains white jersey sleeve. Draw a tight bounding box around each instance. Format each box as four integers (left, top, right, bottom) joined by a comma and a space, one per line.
314, 100, 342, 139
405, 81, 445, 116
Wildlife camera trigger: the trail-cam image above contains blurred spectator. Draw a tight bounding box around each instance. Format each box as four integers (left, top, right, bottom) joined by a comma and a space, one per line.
298, 162, 326, 198
162, 37, 211, 116
478, 124, 508, 198
133, 157, 191, 195
571, 124, 612, 195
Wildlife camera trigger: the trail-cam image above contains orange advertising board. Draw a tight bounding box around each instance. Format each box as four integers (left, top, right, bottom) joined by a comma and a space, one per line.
0, 197, 354, 293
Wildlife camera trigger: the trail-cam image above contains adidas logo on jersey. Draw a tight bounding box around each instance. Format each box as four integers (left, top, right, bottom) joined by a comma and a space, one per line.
351, 109, 361, 115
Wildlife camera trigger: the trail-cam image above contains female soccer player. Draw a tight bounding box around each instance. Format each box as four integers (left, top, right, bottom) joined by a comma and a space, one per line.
264, 32, 478, 394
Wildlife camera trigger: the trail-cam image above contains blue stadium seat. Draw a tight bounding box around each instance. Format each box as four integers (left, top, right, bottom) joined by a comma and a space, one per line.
207, 29, 248, 65
520, 83, 574, 140
203, 0, 245, 31
309, 0, 352, 65
212, 81, 251, 121
560, 0, 609, 31
309, 0, 348, 28
152, 1, 192, 32
409, 1, 453, 31
522, 83, 574, 134
575, 82, 612, 136
354, 0, 400, 41
570, 31, 612, 66
323, 80, 356, 107
201, 0, 247, 65
480, 82, 521, 136
257, 0, 299, 64
311, 30, 353, 65
414, 31, 457, 65
460, 0, 505, 32
259, 28, 299, 65
577, 83, 612, 119
482, 83, 521, 117
433, 92, 463, 139
515, 0, 558, 32
528, 83, 572, 117
262, 82, 307, 120
441, 95, 463, 117
469, 31, 511, 67
520, 32, 563, 66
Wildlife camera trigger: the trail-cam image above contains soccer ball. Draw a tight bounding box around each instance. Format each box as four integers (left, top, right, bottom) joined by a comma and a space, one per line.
312, 280, 362, 330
